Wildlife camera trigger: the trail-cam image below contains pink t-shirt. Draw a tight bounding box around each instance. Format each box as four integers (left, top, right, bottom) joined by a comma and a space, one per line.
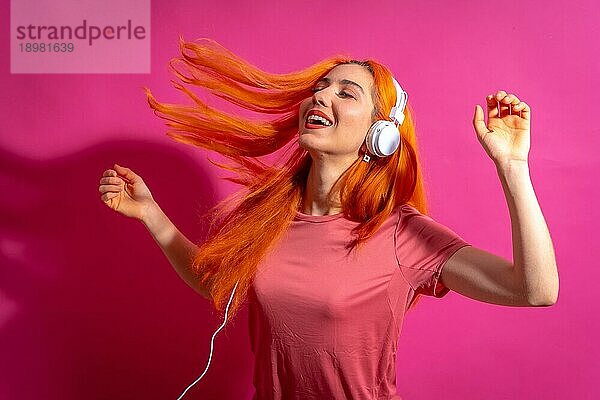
248, 203, 471, 399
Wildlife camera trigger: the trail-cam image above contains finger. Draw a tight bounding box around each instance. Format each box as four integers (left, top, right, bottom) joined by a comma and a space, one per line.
501, 95, 513, 116
513, 101, 528, 111
100, 176, 124, 185
99, 184, 122, 194
113, 164, 138, 183
486, 94, 500, 118
101, 192, 119, 202
496, 91, 516, 117
495, 90, 507, 100
514, 101, 530, 120
472, 104, 490, 136
504, 94, 520, 105
506, 95, 522, 116
502, 94, 516, 105
103, 169, 117, 177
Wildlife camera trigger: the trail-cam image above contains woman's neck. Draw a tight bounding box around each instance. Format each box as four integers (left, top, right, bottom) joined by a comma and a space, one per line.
301, 156, 354, 216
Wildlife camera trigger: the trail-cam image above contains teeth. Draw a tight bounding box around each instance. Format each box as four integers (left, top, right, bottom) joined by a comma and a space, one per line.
307, 114, 332, 126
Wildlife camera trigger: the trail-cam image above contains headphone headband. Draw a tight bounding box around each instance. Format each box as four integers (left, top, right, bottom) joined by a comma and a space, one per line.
389, 77, 408, 126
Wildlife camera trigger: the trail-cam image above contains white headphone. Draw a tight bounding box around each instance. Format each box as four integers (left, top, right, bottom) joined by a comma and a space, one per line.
362, 76, 408, 163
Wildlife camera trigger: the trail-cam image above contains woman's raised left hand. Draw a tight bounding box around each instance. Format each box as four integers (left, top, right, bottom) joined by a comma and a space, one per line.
473, 90, 531, 169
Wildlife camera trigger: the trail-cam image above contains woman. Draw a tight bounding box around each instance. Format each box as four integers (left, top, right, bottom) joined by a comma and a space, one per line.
98, 37, 559, 399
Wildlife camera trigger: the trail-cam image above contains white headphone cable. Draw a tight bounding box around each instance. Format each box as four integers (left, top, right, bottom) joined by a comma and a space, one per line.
176, 280, 240, 400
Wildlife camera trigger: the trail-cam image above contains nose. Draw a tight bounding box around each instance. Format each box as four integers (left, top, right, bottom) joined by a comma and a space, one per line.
312, 86, 332, 107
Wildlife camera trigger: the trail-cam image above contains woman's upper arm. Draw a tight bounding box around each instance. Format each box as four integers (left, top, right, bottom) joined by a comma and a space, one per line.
440, 245, 534, 307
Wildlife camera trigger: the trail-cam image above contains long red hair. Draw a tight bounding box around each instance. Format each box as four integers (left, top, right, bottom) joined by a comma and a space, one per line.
144, 36, 433, 323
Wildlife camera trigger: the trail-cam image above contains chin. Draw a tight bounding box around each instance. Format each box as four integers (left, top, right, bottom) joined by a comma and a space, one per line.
297, 134, 312, 149
298, 135, 323, 153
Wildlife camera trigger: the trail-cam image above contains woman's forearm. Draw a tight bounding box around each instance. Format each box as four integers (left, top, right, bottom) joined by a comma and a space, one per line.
141, 201, 211, 300
496, 160, 559, 305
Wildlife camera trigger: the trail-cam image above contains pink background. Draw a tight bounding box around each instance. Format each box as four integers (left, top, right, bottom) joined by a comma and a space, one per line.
1, 1, 597, 399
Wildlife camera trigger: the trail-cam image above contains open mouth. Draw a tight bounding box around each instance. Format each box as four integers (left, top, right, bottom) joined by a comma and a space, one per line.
304, 111, 333, 129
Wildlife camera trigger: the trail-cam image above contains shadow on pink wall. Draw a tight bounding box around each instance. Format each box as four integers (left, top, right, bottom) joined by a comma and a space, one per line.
0, 140, 255, 399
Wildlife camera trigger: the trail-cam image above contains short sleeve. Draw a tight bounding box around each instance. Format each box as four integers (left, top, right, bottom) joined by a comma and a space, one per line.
394, 204, 471, 298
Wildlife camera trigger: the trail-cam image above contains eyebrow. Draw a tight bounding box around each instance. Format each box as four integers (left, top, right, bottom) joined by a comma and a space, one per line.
316, 77, 365, 95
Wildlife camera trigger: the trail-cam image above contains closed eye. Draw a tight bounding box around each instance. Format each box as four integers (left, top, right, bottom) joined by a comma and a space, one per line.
310, 87, 355, 99
338, 91, 354, 99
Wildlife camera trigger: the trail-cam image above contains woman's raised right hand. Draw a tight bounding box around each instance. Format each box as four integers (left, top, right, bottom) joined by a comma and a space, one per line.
99, 164, 155, 221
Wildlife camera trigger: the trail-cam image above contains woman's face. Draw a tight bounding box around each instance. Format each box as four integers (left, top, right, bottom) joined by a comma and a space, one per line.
298, 64, 376, 161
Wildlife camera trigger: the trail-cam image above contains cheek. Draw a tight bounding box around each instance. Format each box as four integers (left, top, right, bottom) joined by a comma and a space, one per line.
298, 99, 311, 118
340, 106, 373, 132
343, 102, 367, 118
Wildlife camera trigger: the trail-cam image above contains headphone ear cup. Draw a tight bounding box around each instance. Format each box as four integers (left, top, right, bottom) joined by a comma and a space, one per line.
365, 120, 401, 157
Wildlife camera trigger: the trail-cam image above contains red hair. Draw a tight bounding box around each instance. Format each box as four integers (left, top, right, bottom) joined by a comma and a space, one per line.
144, 36, 433, 323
